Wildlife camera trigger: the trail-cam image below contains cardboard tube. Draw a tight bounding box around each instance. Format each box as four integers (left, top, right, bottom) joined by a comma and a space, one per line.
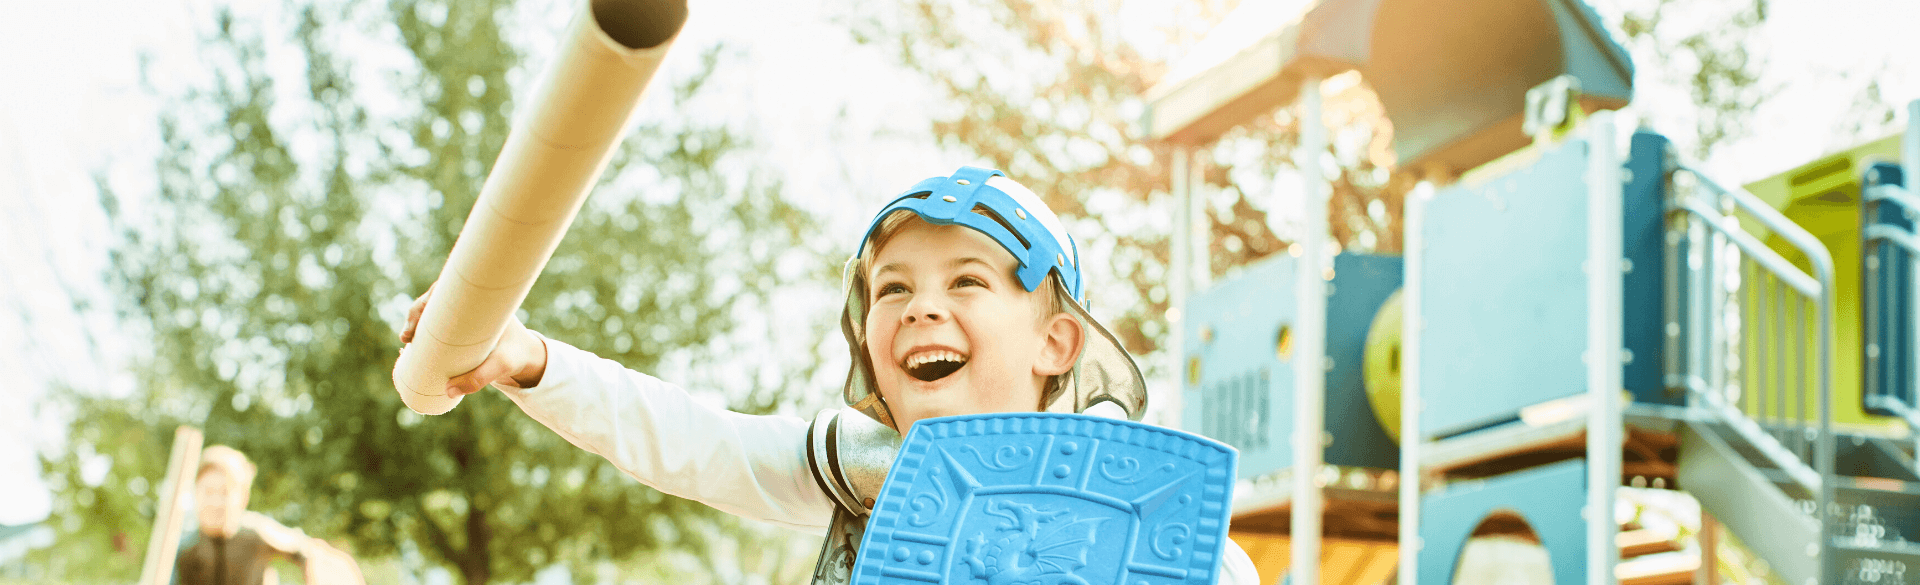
393, 0, 687, 415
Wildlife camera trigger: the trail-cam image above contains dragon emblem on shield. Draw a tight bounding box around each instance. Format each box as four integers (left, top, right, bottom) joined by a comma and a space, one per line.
961, 500, 1109, 585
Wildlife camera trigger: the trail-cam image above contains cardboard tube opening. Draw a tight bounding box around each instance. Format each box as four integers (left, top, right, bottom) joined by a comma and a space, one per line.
593, 0, 688, 49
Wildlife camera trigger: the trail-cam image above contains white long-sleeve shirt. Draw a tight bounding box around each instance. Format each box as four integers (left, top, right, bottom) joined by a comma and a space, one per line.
501, 336, 1262, 583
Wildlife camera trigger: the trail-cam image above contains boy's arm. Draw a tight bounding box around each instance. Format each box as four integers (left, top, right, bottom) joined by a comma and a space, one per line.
240, 511, 318, 561
497, 334, 837, 534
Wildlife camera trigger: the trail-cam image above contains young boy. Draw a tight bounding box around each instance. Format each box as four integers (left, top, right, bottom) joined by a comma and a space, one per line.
176, 446, 363, 585
401, 167, 1257, 583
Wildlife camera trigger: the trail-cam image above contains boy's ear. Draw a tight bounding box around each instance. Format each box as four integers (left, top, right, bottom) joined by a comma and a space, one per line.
1034, 313, 1084, 376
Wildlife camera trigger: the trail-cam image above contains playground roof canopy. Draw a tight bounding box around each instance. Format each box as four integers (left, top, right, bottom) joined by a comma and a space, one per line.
1144, 0, 1635, 174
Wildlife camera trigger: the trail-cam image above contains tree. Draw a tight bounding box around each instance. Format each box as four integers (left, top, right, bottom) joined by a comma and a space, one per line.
1613, 0, 1775, 159
39, 0, 832, 583
840, 0, 1771, 370
839, 0, 1399, 369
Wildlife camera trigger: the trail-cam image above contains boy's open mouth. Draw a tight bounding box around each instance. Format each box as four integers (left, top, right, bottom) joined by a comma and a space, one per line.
903, 350, 968, 382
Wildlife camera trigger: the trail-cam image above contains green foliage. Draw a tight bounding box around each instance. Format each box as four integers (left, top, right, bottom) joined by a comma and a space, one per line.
840, 0, 1402, 360
1616, 0, 1774, 158
41, 1, 830, 584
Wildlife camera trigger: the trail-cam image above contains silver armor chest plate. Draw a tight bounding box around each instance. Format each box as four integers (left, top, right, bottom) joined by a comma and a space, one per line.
806, 408, 899, 585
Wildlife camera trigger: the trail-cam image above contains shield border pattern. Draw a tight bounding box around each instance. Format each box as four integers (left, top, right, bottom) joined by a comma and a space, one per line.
851, 413, 1238, 585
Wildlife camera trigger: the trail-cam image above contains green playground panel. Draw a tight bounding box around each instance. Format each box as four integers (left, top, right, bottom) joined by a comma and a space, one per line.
1742, 134, 1906, 433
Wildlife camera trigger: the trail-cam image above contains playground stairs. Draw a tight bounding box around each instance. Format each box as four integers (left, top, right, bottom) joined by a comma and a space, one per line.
1616, 521, 1691, 585
1681, 419, 1920, 585
1410, 401, 1920, 584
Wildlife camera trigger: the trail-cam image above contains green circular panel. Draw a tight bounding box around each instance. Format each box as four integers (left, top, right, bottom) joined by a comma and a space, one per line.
1363, 289, 1405, 443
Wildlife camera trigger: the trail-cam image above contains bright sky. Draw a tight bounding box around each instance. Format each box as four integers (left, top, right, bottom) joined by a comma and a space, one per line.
0, 0, 1914, 534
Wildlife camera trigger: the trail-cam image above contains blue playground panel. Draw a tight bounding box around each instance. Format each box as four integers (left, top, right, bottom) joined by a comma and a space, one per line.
1623, 132, 1680, 407
852, 413, 1238, 585
1419, 140, 1592, 438
1182, 252, 1403, 478
1863, 162, 1915, 417
1419, 135, 1676, 440
1419, 459, 1588, 584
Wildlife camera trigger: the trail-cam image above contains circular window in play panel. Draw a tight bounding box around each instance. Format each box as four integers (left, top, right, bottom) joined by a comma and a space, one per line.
1453, 511, 1553, 585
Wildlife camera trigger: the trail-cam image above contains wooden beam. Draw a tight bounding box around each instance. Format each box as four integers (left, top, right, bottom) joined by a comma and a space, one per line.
137, 426, 203, 585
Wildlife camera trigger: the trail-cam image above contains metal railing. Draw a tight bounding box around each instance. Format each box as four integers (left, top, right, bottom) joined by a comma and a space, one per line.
1862, 100, 1920, 446
1666, 162, 1837, 568
1864, 175, 1920, 429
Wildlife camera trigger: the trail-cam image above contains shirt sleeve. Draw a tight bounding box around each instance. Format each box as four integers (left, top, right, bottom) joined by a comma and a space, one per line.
497, 335, 837, 534
1219, 538, 1261, 585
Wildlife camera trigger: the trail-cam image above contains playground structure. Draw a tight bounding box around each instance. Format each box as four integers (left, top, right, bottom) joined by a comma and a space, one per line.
1142, 0, 1920, 583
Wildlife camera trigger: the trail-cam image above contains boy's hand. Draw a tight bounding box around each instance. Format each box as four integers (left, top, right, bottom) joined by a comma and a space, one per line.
400, 284, 549, 397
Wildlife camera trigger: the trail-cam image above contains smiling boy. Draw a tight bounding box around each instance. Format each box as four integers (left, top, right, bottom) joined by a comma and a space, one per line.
401, 167, 1256, 583
856, 201, 1082, 429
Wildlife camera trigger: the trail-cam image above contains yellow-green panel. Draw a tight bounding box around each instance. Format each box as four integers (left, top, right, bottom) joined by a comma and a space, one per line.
1743, 135, 1900, 210
1740, 133, 1905, 433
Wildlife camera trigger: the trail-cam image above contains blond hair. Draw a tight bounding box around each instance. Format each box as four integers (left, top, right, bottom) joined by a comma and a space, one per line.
196, 445, 257, 489
857, 210, 1066, 321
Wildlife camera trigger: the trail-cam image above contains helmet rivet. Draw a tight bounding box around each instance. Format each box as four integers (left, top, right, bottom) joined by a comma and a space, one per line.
942, 195, 958, 203
1016, 209, 1027, 220
1057, 253, 1065, 266
956, 179, 970, 185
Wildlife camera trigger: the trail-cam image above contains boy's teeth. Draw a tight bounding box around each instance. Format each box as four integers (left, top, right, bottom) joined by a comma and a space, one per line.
904, 350, 969, 382
906, 350, 965, 368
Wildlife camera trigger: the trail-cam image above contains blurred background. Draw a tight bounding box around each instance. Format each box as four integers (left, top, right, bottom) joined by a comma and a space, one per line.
0, 0, 1912, 583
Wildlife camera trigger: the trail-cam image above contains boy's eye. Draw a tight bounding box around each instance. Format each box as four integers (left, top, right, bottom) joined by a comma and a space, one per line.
954, 276, 986, 288
876, 283, 909, 297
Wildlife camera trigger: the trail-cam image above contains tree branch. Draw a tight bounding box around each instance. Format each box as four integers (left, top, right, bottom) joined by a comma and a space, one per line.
411, 498, 460, 572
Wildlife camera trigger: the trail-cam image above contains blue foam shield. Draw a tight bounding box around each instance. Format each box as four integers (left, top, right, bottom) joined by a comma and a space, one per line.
851, 413, 1238, 585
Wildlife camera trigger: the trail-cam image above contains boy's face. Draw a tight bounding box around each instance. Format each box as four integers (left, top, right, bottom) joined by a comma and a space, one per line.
865, 218, 1080, 432
194, 469, 247, 537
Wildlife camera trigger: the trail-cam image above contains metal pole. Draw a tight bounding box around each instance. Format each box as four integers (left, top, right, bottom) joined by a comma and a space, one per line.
1708, 213, 1728, 407
1291, 73, 1328, 585
1697, 213, 1712, 397
1818, 224, 1837, 585
1192, 148, 1212, 291
1697, 512, 1720, 585
1664, 206, 1685, 395
1585, 111, 1623, 585
1399, 181, 1429, 585
1774, 276, 1786, 427
1905, 100, 1919, 195
1789, 295, 1804, 450
1906, 99, 1919, 461
1170, 147, 1190, 429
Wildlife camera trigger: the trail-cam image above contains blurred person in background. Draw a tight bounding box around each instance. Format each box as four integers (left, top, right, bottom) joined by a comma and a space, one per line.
174, 445, 362, 585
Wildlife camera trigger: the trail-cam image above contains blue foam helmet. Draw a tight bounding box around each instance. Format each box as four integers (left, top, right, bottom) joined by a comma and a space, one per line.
837, 167, 1148, 429
861, 167, 1084, 301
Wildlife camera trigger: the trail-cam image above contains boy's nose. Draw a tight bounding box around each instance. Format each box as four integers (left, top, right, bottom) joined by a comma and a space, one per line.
901, 297, 948, 325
